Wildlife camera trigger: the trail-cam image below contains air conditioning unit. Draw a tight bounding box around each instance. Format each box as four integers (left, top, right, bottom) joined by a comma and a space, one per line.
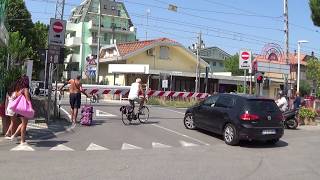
147, 49, 154, 56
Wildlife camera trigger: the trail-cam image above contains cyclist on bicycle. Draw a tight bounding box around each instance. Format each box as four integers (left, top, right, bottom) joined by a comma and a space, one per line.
128, 78, 145, 112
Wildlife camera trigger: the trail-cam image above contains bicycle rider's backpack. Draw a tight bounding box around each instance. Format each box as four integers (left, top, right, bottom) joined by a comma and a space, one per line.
80, 105, 93, 126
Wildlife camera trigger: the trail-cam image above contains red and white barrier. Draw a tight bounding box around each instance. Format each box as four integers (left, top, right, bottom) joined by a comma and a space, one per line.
82, 87, 209, 99
59, 84, 209, 99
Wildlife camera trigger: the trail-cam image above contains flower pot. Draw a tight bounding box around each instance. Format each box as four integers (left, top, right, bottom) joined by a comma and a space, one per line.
303, 118, 310, 125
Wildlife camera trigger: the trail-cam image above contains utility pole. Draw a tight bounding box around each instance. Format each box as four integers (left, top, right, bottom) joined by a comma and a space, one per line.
284, 0, 289, 95
195, 32, 202, 93
96, 0, 102, 83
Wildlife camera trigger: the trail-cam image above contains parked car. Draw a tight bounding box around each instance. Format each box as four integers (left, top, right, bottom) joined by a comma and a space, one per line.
184, 93, 284, 145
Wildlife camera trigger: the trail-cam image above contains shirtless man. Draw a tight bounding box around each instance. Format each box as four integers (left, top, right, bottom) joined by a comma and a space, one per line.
60, 75, 90, 126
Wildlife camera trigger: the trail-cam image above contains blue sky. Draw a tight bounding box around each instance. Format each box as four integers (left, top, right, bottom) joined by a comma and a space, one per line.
25, 0, 320, 56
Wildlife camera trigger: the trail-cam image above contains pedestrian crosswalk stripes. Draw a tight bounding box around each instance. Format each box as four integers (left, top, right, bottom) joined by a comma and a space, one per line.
86, 143, 109, 151
179, 141, 199, 147
50, 144, 74, 151
121, 143, 142, 150
5, 141, 203, 152
10, 144, 35, 151
152, 142, 171, 148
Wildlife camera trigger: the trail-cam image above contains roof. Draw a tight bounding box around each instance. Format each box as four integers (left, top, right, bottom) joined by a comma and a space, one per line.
116, 38, 177, 56
254, 53, 310, 65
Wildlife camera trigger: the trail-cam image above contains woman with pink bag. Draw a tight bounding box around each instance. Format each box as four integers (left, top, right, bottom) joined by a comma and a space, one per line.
8, 75, 34, 145
4, 82, 17, 139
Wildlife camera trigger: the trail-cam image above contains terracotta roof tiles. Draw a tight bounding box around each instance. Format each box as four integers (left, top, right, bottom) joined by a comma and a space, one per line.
116, 38, 178, 56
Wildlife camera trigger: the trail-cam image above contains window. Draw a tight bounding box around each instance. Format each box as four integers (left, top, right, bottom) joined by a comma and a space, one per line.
203, 95, 219, 107
104, 33, 108, 42
215, 96, 235, 108
219, 62, 223, 67
160, 46, 169, 59
212, 62, 216, 66
104, 5, 108, 10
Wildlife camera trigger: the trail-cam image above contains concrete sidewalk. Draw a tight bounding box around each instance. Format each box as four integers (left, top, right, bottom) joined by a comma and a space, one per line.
0, 118, 71, 144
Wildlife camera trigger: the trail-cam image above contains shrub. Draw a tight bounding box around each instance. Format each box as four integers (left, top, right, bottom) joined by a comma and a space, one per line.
299, 107, 318, 125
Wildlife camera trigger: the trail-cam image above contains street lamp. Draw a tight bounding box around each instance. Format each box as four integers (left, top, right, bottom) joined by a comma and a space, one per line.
297, 40, 309, 93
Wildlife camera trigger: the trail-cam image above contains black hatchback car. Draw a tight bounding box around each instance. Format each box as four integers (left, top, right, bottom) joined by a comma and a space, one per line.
184, 93, 284, 145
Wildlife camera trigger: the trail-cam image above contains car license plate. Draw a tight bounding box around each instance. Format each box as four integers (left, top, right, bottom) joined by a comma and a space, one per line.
262, 129, 276, 135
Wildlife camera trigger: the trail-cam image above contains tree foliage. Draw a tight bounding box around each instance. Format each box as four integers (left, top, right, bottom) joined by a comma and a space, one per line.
310, 0, 320, 26
7, 31, 32, 64
224, 54, 244, 76
306, 58, 320, 83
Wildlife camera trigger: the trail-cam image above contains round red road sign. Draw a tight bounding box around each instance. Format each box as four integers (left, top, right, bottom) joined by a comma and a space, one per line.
53, 21, 63, 33
241, 51, 250, 60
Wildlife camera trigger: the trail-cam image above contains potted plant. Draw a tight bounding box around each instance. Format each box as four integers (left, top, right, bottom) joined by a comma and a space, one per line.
299, 107, 318, 125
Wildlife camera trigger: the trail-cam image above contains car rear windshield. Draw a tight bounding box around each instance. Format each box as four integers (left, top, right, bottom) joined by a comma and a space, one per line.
246, 99, 279, 113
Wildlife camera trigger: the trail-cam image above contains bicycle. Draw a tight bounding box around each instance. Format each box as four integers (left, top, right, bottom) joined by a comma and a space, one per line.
120, 99, 149, 125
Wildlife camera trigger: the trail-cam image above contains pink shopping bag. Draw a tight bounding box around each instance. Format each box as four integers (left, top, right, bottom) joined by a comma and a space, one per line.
7, 94, 34, 119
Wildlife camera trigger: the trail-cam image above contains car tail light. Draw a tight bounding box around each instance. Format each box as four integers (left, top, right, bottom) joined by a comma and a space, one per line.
240, 112, 259, 121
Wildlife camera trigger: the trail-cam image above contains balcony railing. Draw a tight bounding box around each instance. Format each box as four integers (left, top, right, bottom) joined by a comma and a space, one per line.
65, 37, 81, 47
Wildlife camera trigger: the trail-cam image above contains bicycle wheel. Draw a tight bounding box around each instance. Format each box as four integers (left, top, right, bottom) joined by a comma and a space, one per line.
138, 106, 149, 123
121, 106, 131, 125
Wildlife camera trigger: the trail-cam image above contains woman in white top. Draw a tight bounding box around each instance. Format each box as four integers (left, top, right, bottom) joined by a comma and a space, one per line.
4, 82, 17, 139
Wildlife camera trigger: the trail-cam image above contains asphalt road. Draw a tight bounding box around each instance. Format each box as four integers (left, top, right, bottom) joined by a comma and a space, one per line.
0, 98, 320, 180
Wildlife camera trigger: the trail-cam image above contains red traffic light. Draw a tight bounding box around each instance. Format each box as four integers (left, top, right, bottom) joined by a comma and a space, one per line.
257, 75, 263, 83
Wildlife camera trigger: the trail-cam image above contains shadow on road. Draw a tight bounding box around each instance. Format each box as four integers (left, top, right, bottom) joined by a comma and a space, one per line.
27, 140, 69, 148
197, 129, 288, 148
239, 140, 288, 148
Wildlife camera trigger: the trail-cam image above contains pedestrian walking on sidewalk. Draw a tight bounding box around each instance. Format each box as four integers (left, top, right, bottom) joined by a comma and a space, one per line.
59, 75, 90, 127
10, 75, 33, 145
293, 92, 301, 110
4, 82, 17, 139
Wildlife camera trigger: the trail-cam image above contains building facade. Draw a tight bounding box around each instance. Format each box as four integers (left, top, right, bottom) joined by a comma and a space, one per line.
99, 38, 213, 92
253, 43, 316, 98
0, 0, 8, 47
64, 0, 136, 79
195, 47, 231, 73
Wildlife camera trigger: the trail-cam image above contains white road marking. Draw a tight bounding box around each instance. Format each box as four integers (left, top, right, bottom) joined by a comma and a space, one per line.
121, 143, 142, 150
157, 107, 185, 115
50, 144, 74, 151
152, 142, 171, 148
10, 144, 35, 151
59, 106, 71, 120
96, 110, 116, 117
86, 143, 109, 151
151, 124, 210, 146
179, 140, 199, 147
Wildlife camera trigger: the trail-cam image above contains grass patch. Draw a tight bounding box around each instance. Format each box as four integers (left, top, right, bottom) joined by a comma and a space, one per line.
146, 97, 199, 108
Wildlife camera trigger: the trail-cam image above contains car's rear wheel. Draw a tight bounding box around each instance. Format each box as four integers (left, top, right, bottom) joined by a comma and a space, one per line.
223, 123, 239, 146
266, 138, 279, 145
184, 113, 196, 130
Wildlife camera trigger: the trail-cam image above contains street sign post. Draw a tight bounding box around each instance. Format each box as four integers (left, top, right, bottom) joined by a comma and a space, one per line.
239, 50, 252, 70
49, 18, 66, 46
162, 79, 168, 90
48, 45, 61, 64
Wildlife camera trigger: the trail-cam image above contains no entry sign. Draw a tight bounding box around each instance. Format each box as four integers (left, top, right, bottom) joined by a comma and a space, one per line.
53, 22, 63, 33
49, 18, 66, 46
241, 51, 250, 60
239, 50, 252, 70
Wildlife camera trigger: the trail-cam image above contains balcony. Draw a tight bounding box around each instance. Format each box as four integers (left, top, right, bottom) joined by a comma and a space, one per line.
65, 37, 81, 47
88, 37, 98, 46
66, 22, 80, 33
88, 20, 135, 35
